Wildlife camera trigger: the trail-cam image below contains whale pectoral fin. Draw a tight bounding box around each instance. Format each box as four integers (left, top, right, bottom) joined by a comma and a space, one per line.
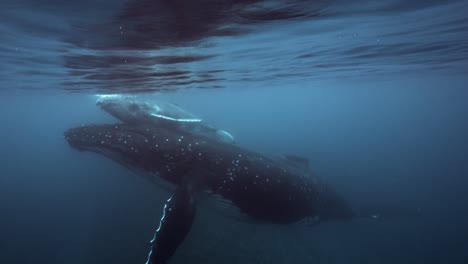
146, 179, 197, 264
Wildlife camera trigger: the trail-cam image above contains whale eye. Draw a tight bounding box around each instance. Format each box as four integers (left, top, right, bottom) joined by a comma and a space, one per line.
128, 103, 140, 112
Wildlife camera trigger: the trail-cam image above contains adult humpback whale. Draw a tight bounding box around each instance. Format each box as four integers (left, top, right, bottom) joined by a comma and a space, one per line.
65, 123, 354, 263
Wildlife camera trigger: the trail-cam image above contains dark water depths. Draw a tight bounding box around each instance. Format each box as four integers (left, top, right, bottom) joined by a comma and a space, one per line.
1, 0, 468, 263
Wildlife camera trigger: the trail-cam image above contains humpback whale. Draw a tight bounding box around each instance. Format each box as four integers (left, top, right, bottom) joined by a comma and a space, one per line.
95, 94, 236, 144
65, 123, 354, 263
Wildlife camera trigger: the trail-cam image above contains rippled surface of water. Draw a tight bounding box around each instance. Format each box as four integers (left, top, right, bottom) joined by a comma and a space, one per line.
1, 0, 467, 93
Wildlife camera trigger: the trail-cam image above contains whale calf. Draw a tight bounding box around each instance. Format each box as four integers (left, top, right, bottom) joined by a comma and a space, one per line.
65, 122, 354, 263
95, 94, 236, 144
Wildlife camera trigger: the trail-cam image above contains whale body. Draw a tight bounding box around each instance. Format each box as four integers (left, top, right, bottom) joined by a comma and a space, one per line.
65, 122, 353, 263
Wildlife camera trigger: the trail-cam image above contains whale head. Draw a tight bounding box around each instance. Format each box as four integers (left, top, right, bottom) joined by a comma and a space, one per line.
64, 123, 201, 184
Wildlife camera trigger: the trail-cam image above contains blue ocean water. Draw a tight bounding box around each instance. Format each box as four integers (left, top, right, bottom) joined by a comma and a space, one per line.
1, 0, 468, 263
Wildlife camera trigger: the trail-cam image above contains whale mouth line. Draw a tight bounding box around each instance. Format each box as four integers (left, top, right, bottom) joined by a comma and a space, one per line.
150, 113, 202, 123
